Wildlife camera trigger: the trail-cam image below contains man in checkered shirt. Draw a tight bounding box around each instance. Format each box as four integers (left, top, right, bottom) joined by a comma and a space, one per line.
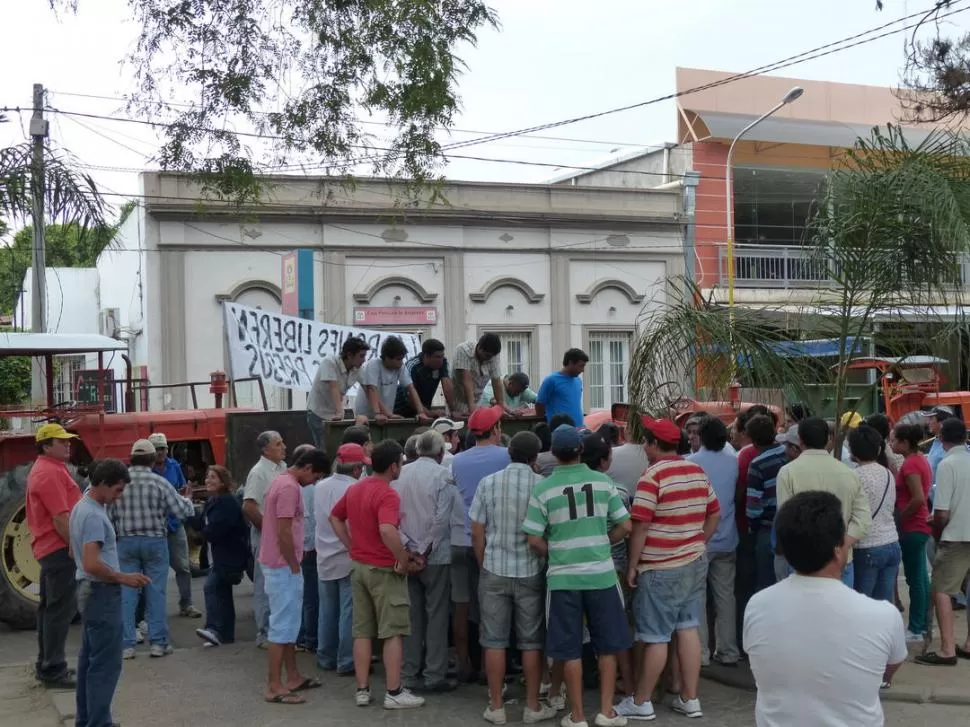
108, 439, 194, 659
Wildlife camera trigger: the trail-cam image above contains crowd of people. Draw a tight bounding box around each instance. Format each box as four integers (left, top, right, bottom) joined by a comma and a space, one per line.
21, 331, 970, 727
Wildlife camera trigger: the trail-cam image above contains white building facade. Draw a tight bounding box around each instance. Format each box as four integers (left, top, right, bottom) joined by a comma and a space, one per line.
22, 173, 686, 413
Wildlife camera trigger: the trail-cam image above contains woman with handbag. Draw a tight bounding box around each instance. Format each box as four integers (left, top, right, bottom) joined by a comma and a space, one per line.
849, 426, 901, 603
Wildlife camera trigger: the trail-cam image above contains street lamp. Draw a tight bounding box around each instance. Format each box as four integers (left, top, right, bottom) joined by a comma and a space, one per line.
725, 86, 804, 314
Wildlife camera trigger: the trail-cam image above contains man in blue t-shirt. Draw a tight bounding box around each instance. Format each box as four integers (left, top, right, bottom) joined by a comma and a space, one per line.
536, 348, 588, 427
147, 432, 202, 618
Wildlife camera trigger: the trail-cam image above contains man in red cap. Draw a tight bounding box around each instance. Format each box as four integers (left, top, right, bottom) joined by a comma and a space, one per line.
616, 417, 721, 722
450, 405, 510, 681
313, 443, 370, 676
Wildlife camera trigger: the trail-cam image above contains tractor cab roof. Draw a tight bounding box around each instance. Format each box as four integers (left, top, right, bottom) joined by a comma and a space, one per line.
0, 333, 127, 357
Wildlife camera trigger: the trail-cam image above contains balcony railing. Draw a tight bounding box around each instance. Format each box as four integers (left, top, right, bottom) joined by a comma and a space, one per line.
717, 244, 970, 289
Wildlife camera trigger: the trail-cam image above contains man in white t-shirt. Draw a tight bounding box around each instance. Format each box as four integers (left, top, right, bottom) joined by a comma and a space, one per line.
744, 490, 906, 727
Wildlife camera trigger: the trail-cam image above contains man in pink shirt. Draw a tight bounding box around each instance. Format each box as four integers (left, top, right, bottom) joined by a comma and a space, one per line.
259, 448, 330, 705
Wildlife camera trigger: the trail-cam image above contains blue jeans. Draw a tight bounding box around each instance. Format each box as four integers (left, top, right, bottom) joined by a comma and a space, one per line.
754, 528, 776, 592
317, 576, 353, 672
307, 410, 325, 448
633, 556, 707, 644
118, 536, 169, 648
76, 581, 123, 727
853, 542, 901, 603
204, 567, 243, 643
250, 533, 269, 639
298, 551, 319, 650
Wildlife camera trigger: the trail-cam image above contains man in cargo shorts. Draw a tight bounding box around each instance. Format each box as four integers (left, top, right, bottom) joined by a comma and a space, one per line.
523, 424, 632, 727
329, 439, 425, 710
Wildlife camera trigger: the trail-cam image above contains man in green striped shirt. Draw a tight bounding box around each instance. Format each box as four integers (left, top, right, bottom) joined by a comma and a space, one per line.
523, 425, 632, 727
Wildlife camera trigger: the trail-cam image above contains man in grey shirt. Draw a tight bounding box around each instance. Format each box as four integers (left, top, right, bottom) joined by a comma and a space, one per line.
70, 459, 150, 727
306, 337, 370, 447
353, 336, 426, 423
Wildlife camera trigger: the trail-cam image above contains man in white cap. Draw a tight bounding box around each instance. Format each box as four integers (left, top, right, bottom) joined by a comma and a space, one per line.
109, 439, 194, 659
431, 417, 464, 468
147, 432, 200, 618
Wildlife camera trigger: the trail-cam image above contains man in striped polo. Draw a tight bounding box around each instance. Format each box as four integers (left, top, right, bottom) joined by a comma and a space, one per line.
523, 424, 631, 727
617, 416, 721, 722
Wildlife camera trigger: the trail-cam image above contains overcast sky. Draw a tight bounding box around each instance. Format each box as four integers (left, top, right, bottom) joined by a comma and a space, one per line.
0, 0, 950, 218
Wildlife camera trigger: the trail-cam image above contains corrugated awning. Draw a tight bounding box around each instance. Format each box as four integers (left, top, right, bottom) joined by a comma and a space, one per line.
0, 333, 128, 356
683, 109, 936, 148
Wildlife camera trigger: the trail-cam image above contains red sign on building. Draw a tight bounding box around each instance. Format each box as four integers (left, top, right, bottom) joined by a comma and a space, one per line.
281, 252, 298, 316
353, 307, 437, 326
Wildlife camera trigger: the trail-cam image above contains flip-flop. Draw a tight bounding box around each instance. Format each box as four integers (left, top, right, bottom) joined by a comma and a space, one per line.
265, 693, 306, 705
291, 677, 323, 692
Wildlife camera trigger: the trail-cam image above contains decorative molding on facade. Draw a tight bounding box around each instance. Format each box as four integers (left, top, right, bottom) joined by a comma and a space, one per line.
214, 279, 282, 304
352, 275, 438, 304
575, 278, 645, 305
469, 276, 545, 304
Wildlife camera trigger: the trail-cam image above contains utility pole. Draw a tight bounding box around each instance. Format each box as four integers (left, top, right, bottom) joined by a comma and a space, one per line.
30, 83, 49, 404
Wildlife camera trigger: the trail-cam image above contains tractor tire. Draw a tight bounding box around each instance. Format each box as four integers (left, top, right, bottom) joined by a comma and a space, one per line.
0, 466, 40, 630
0, 464, 85, 631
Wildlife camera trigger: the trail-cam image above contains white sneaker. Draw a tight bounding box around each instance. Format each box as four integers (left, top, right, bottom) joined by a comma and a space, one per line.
670, 696, 703, 719
560, 714, 588, 727
540, 682, 551, 698
135, 628, 144, 644
484, 706, 507, 724
195, 628, 221, 646
614, 697, 655, 721
383, 688, 425, 709
149, 644, 174, 658
122, 647, 136, 660
548, 694, 566, 712
524, 704, 558, 724
594, 712, 628, 727
355, 688, 371, 707
905, 630, 926, 642
137, 619, 148, 632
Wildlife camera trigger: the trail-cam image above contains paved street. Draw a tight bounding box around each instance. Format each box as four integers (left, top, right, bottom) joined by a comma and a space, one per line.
3, 576, 970, 726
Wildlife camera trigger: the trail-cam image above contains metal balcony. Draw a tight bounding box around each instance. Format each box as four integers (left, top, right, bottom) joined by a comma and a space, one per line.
717, 244, 970, 289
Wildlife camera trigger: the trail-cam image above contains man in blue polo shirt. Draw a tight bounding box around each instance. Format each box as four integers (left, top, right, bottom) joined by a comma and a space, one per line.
149, 433, 202, 618
536, 349, 588, 427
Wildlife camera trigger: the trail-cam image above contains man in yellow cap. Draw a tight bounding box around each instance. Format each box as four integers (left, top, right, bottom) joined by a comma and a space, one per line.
25, 423, 81, 688
839, 411, 863, 469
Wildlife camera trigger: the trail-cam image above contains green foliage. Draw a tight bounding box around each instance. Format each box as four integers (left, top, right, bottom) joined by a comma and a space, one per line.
0, 326, 30, 406
0, 202, 134, 315
50, 0, 500, 200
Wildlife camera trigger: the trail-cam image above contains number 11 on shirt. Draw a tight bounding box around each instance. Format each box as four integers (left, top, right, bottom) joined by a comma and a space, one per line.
563, 484, 594, 520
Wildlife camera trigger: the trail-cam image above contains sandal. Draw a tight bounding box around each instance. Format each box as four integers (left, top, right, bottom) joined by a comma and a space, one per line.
265, 693, 306, 705
915, 651, 958, 666
291, 677, 323, 692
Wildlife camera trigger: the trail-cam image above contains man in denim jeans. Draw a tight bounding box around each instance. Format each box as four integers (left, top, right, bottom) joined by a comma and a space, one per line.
314, 444, 367, 674
617, 417, 721, 722
109, 439, 194, 659
71, 459, 151, 727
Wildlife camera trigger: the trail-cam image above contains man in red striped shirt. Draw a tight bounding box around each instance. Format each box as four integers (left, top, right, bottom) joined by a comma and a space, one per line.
615, 416, 720, 722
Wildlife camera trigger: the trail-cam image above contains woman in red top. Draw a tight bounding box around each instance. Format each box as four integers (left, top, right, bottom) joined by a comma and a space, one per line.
890, 423, 933, 640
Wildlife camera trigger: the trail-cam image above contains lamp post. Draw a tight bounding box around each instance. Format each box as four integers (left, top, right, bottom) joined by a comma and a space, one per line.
725, 86, 804, 316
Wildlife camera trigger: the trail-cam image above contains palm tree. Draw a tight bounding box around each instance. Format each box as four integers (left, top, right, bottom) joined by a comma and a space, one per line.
628, 125, 970, 445
0, 113, 108, 233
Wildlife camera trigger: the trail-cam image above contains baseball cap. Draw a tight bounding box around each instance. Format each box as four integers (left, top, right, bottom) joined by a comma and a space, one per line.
550, 424, 582, 458
336, 443, 371, 465
35, 423, 78, 442
431, 417, 464, 434
839, 411, 863, 430
468, 406, 503, 435
921, 405, 956, 420
148, 432, 168, 448
776, 425, 800, 446
130, 439, 156, 456
640, 416, 682, 445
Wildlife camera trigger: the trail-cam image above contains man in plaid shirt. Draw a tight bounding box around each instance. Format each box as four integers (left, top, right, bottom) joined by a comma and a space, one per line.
108, 439, 194, 659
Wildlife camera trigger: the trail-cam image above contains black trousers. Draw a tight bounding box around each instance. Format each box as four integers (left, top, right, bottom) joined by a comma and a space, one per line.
36, 547, 77, 681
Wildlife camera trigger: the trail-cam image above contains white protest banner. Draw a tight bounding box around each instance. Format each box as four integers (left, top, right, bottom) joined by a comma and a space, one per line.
222, 302, 421, 391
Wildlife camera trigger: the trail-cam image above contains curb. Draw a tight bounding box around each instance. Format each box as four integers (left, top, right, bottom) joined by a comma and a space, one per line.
701, 666, 970, 707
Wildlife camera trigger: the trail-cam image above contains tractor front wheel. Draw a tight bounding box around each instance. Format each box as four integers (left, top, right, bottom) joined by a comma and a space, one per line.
0, 466, 41, 630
